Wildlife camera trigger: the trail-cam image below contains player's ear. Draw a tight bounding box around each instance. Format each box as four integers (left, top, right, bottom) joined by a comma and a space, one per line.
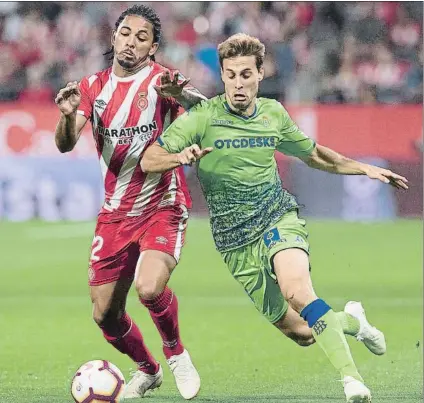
149, 43, 159, 57
258, 66, 264, 82
111, 30, 117, 47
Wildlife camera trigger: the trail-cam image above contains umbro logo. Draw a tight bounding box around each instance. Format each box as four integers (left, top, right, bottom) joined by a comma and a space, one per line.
95, 99, 107, 109
155, 236, 168, 245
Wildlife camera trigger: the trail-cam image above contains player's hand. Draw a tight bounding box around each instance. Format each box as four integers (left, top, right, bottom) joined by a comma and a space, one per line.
55, 81, 81, 116
365, 166, 409, 190
154, 70, 190, 98
177, 144, 213, 166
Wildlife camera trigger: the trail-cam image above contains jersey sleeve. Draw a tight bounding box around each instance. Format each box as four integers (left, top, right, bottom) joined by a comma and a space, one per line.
157, 102, 208, 154
76, 76, 93, 119
276, 104, 316, 157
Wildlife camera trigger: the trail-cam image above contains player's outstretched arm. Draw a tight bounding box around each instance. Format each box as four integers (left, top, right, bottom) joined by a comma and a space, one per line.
54, 81, 88, 153
141, 142, 212, 173
154, 70, 207, 109
300, 144, 409, 190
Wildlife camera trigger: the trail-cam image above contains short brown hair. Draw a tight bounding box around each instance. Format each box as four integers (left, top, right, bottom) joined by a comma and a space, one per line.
218, 33, 265, 71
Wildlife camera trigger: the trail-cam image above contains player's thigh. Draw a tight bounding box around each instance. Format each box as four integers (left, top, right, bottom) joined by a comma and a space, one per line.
264, 210, 317, 313
136, 205, 189, 299
222, 242, 288, 324
273, 249, 315, 307
88, 215, 143, 287
88, 215, 144, 321
273, 304, 314, 346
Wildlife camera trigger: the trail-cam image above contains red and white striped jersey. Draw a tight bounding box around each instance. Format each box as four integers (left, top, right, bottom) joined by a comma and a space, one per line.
77, 61, 192, 218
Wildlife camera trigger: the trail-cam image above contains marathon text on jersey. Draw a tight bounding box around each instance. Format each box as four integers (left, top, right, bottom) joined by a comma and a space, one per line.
98, 121, 158, 145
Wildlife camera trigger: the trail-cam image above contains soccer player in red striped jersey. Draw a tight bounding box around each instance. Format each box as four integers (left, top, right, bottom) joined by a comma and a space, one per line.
54, 5, 204, 400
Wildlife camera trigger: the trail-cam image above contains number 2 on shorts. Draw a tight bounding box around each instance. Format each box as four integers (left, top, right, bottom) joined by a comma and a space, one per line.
91, 235, 104, 261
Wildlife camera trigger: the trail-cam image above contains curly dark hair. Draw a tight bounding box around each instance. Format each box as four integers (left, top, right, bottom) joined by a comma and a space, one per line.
104, 4, 162, 61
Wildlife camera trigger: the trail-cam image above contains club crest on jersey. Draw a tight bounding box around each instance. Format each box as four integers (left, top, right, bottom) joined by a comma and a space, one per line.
137, 92, 148, 111
261, 116, 270, 127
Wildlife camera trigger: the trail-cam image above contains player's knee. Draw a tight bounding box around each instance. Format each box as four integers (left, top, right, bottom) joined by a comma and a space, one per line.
92, 306, 122, 329
93, 310, 107, 328
295, 335, 315, 347
136, 280, 163, 301
285, 330, 315, 347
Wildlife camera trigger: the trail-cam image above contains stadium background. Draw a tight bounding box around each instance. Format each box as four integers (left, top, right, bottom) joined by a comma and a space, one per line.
0, 2, 422, 403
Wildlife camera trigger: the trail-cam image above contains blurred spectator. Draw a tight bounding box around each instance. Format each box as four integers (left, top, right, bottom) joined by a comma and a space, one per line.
0, 1, 421, 105
350, 3, 387, 45
403, 44, 423, 103
0, 43, 25, 100
390, 5, 421, 61
356, 43, 408, 104
259, 51, 284, 100
18, 63, 54, 103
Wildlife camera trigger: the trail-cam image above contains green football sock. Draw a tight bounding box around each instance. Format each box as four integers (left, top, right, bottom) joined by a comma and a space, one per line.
336, 312, 361, 337
312, 309, 363, 382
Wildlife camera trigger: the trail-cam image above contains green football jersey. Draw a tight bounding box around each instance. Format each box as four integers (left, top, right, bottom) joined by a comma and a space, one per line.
158, 95, 316, 252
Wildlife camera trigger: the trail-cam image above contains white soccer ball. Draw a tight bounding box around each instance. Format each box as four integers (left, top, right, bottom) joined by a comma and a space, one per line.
71, 360, 126, 403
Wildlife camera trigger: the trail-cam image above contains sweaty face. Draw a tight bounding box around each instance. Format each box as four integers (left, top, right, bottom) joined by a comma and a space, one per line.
221, 56, 264, 113
113, 15, 158, 70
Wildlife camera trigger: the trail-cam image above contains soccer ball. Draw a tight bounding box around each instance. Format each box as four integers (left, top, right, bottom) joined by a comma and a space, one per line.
71, 360, 126, 403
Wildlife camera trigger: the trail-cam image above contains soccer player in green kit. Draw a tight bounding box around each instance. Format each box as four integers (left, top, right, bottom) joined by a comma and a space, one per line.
142, 34, 408, 403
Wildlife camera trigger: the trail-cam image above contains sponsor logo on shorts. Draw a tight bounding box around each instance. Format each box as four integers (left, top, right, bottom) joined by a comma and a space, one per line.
263, 228, 286, 248
155, 236, 168, 245
295, 235, 304, 243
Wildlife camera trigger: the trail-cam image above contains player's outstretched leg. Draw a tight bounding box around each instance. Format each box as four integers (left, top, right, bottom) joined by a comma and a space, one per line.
136, 250, 200, 400
90, 279, 162, 399
274, 302, 386, 357
273, 249, 371, 403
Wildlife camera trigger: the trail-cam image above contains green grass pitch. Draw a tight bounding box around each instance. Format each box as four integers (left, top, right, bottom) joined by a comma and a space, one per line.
0, 219, 422, 403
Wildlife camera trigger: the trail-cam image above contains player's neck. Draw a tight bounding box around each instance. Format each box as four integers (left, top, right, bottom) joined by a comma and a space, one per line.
224, 95, 256, 117
112, 58, 151, 78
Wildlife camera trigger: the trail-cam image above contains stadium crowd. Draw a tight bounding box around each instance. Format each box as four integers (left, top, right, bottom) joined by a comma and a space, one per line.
0, 1, 422, 104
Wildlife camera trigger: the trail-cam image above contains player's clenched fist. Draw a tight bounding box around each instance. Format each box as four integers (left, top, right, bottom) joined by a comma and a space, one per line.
55, 81, 81, 116
177, 144, 213, 165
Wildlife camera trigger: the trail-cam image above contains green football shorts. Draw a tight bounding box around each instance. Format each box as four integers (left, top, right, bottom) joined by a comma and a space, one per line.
221, 210, 310, 323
